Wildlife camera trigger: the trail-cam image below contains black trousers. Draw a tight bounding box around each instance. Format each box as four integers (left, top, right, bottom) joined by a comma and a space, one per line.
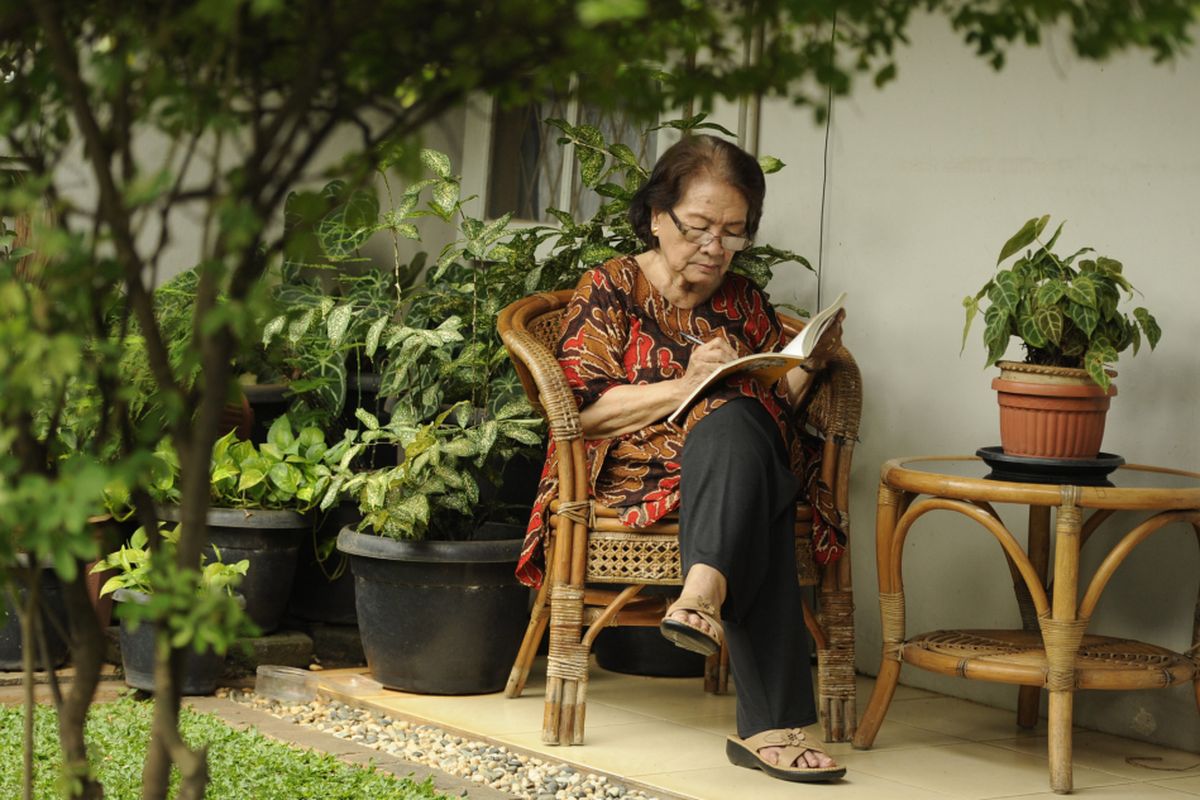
678, 398, 817, 739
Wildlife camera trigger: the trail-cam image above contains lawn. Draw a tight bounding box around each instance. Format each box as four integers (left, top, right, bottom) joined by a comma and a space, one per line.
0, 694, 454, 799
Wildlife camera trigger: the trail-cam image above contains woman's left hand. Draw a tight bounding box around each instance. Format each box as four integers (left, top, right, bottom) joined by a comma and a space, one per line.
804, 309, 846, 372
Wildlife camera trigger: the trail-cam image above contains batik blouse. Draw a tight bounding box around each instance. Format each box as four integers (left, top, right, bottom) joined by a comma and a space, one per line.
516, 255, 845, 588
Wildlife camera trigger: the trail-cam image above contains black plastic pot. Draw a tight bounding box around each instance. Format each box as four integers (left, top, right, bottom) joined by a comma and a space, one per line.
0, 567, 70, 671
242, 382, 292, 445
159, 506, 312, 633
592, 584, 705, 677
336, 525, 529, 694
113, 589, 225, 695
287, 501, 361, 625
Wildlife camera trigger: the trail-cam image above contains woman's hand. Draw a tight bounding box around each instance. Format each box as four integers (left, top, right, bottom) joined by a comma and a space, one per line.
577, 336, 739, 439
804, 309, 846, 371
784, 309, 846, 408
681, 337, 739, 391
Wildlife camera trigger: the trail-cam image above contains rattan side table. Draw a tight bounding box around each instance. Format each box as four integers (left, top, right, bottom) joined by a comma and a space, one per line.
852, 456, 1200, 794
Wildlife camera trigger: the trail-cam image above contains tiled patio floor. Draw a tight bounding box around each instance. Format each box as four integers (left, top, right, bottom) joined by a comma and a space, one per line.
316, 659, 1200, 799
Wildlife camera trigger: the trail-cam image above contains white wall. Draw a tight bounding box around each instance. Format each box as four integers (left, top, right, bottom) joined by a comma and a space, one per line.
757, 14, 1200, 750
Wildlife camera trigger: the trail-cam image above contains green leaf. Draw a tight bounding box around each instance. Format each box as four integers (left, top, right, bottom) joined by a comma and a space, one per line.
1034, 279, 1065, 307
1017, 312, 1047, 349
261, 315, 287, 346
1065, 301, 1100, 337
1084, 344, 1117, 390
266, 416, 295, 450
758, 155, 785, 174
1032, 304, 1065, 345
355, 408, 380, 430
364, 317, 388, 359
1134, 307, 1162, 349
326, 303, 353, 347
982, 305, 1010, 365
960, 295, 980, 354
432, 180, 459, 216
1065, 274, 1097, 308
238, 468, 266, 492
420, 148, 452, 179
987, 270, 1021, 314
997, 215, 1048, 265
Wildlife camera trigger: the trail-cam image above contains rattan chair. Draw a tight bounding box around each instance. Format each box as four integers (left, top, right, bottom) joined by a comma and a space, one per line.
498, 290, 862, 746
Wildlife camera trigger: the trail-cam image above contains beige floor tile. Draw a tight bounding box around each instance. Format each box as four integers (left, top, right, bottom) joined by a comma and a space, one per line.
856, 672, 943, 702
499, 721, 728, 776
986, 729, 1200, 781
586, 676, 738, 721
877, 695, 1049, 741
848, 741, 1132, 798
638, 763, 955, 800
365, 691, 659, 735
1152, 775, 1200, 796
997, 784, 1192, 799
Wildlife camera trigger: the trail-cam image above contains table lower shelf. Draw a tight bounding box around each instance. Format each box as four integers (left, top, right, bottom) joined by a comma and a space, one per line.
901, 629, 1197, 690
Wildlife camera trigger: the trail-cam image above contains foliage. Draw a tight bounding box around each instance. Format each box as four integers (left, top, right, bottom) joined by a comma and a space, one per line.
91, 524, 248, 600
89, 522, 253, 659
150, 416, 343, 511
1, 1, 1191, 796
962, 215, 1162, 389
325, 403, 543, 540
0, 697, 456, 800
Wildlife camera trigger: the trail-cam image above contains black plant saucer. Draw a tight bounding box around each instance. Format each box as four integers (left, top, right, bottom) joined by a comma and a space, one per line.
976, 446, 1125, 486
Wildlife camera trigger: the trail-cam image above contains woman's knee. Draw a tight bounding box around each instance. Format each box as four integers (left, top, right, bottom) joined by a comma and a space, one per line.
683, 399, 784, 469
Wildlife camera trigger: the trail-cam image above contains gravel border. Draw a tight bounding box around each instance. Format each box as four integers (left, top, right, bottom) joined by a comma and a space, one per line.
222, 689, 663, 800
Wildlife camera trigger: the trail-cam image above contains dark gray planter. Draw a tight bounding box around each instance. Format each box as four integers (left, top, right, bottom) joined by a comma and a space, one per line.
159, 506, 312, 633
113, 589, 225, 695
0, 566, 70, 671
336, 526, 529, 694
287, 501, 361, 626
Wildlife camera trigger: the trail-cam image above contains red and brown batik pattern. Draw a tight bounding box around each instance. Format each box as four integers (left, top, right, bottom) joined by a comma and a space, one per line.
516, 256, 845, 588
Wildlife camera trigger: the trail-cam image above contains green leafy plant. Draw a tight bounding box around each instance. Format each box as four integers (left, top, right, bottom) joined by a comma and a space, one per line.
962, 215, 1162, 389
324, 402, 543, 540
90, 524, 252, 658
91, 524, 248, 599
151, 416, 343, 511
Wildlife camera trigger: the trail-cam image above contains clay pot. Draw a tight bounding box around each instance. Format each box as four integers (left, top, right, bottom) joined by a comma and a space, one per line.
992, 361, 1116, 459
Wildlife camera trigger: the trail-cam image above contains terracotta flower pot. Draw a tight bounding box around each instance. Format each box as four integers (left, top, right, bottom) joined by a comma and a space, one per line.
992, 362, 1116, 459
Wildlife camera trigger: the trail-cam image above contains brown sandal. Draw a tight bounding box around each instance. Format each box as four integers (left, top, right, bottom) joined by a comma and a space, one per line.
659, 593, 723, 656
726, 728, 846, 782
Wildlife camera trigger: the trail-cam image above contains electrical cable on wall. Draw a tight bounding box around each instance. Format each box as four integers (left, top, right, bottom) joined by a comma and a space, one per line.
816, 14, 837, 310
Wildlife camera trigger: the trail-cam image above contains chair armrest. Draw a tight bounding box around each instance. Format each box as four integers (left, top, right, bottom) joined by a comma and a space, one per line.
806, 345, 863, 444
500, 325, 584, 444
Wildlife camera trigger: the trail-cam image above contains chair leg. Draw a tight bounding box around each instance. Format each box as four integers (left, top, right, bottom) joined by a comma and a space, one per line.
506, 578, 552, 698
816, 589, 856, 742
543, 582, 588, 745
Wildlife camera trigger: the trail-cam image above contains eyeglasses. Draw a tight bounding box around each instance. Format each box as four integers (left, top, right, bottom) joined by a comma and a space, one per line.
665, 208, 752, 252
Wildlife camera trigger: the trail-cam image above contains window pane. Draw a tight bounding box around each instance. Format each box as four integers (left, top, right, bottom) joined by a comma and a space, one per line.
486, 96, 655, 223
486, 95, 569, 222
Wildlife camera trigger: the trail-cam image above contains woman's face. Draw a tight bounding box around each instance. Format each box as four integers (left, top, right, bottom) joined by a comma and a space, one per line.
651, 172, 748, 294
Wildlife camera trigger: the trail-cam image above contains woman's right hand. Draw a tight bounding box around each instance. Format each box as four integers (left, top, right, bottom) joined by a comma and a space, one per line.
681, 337, 739, 392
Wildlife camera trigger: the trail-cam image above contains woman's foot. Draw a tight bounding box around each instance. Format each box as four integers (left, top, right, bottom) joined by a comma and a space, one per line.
726, 729, 846, 782
660, 565, 727, 654
758, 744, 838, 770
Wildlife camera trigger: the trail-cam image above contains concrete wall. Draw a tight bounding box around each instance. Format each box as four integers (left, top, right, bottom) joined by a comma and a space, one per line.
755, 14, 1200, 750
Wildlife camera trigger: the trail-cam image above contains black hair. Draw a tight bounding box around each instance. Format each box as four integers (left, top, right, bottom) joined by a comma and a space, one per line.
628, 134, 765, 249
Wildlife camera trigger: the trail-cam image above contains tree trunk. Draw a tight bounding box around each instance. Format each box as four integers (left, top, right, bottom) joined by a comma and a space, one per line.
19, 574, 37, 800
56, 567, 107, 799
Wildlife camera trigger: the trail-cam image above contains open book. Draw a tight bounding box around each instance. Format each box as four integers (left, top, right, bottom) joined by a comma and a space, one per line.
667, 292, 847, 425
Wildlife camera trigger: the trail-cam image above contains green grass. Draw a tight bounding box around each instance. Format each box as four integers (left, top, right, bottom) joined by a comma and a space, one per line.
0, 695, 455, 799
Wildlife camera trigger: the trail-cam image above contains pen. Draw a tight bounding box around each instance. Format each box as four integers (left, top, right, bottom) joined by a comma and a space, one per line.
681, 332, 706, 346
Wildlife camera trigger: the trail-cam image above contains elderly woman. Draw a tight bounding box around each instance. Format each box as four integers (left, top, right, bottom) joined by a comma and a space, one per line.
517, 135, 846, 783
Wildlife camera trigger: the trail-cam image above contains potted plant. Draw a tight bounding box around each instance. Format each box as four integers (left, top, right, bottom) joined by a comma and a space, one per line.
150, 415, 341, 632
963, 215, 1162, 459
332, 401, 543, 694
91, 524, 249, 695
